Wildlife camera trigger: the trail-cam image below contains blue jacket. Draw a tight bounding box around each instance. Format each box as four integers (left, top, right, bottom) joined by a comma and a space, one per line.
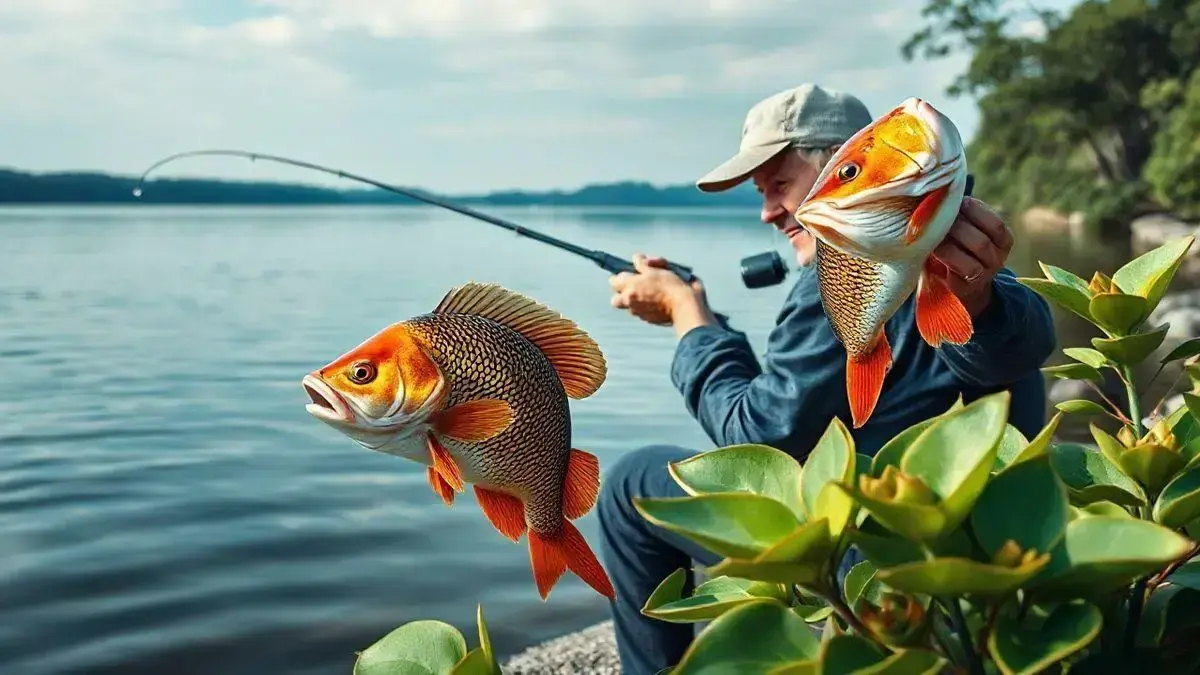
670, 263, 1056, 459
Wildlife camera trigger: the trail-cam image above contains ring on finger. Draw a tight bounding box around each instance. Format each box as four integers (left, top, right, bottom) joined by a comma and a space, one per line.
964, 270, 982, 283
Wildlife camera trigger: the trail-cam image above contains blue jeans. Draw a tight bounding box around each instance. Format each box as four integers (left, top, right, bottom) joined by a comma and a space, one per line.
597, 444, 862, 675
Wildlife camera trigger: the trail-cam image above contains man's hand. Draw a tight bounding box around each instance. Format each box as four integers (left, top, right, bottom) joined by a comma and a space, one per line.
609, 253, 716, 335
931, 197, 1013, 317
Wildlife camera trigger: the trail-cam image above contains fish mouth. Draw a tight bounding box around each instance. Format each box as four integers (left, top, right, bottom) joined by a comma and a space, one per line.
303, 374, 354, 424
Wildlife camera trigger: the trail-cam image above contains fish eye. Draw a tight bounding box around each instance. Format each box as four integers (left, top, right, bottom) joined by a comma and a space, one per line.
837, 162, 860, 182
348, 361, 376, 384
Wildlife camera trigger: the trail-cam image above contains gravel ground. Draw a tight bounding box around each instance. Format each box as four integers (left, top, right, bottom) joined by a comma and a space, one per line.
502, 621, 621, 674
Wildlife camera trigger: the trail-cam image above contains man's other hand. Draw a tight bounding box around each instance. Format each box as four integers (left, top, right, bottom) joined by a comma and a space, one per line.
932, 197, 1014, 317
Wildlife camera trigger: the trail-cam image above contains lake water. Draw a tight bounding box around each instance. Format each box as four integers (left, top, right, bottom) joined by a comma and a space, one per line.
0, 205, 1136, 674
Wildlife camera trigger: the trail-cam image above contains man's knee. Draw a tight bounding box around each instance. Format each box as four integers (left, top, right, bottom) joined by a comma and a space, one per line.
598, 444, 694, 523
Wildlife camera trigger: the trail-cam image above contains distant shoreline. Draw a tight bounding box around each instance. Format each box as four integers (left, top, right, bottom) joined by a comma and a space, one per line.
0, 167, 761, 208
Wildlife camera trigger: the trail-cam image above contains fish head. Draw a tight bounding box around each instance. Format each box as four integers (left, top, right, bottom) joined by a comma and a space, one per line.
302, 323, 447, 448
793, 97, 967, 261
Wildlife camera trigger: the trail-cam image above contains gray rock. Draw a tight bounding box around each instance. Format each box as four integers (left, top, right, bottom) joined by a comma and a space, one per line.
1131, 214, 1200, 285
502, 621, 621, 674
1150, 289, 1200, 340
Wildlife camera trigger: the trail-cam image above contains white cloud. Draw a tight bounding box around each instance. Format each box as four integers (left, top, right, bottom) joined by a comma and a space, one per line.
0, 0, 1084, 192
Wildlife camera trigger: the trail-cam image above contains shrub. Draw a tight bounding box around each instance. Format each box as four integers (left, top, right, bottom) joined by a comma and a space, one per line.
349, 235, 1200, 674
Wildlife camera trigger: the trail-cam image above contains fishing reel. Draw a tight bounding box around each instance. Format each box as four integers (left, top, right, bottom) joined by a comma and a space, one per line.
738, 174, 976, 289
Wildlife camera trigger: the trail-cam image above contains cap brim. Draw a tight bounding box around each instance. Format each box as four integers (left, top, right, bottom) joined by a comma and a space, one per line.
695, 141, 790, 193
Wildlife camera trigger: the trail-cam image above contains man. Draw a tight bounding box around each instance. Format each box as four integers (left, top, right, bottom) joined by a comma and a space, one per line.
597, 83, 1056, 674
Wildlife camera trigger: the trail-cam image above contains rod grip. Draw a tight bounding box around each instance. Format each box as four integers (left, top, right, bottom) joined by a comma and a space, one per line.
593, 251, 696, 283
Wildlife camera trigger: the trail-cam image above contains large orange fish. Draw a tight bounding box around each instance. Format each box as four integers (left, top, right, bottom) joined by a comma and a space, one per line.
792, 97, 973, 429
301, 282, 614, 601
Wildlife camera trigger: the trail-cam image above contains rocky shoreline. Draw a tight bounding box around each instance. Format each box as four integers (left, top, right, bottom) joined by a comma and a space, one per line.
502, 621, 621, 674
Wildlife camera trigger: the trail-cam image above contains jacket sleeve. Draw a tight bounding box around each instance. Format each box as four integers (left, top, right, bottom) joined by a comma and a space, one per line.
669, 266, 850, 452
935, 268, 1058, 388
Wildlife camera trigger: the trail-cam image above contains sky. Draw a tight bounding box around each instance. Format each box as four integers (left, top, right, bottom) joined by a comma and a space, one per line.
0, 0, 1081, 193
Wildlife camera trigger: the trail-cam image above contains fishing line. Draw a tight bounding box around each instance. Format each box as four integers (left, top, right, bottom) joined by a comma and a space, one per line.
131, 149, 697, 283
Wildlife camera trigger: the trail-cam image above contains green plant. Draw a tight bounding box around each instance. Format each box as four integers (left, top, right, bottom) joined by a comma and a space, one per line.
346, 236, 1200, 674
626, 235, 1200, 674
352, 604, 500, 675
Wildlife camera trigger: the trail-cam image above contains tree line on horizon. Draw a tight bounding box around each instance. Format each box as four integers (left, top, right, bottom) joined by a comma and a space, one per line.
0, 167, 762, 208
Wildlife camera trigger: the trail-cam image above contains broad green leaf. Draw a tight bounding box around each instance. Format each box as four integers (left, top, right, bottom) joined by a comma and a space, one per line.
1030, 517, 1195, 597
1005, 413, 1063, 468
901, 392, 1009, 531
844, 560, 878, 607
1153, 465, 1200, 528
705, 559, 826, 586
1161, 338, 1200, 366
1166, 561, 1200, 591
1073, 501, 1133, 519
971, 454, 1070, 558
1064, 347, 1108, 368
1089, 423, 1128, 468
793, 604, 835, 624
834, 483, 947, 543
354, 620, 469, 675
871, 415, 941, 478
1048, 442, 1146, 507
756, 519, 836, 564
818, 634, 887, 673
672, 598, 822, 674
848, 523, 972, 568
1136, 583, 1200, 648
1092, 326, 1168, 366
642, 569, 788, 623
993, 424, 1031, 471
1017, 277, 1093, 322
1116, 443, 1187, 497
1039, 262, 1092, 293
1111, 234, 1195, 312
633, 493, 803, 559
1166, 396, 1200, 451
875, 556, 1048, 596
1042, 363, 1103, 382
988, 601, 1102, 675
1055, 399, 1110, 416
1089, 292, 1149, 336
452, 649, 492, 675
801, 419, 855, 523
669, 444, 805, 519
842, 648, 946, 675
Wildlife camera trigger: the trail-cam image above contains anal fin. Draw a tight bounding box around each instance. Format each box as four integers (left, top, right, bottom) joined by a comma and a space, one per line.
916, 257, 973, 347
563, 449, 600, 520
846, 333, 893, 429
427, 467, 456, 506
427, 434, 464, 493
474, 486, 527, 542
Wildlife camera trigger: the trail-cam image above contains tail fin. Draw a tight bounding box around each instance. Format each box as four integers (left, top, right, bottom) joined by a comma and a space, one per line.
916, 257, 973, 347
846, 333, 892, 429
529, 519, 615, 601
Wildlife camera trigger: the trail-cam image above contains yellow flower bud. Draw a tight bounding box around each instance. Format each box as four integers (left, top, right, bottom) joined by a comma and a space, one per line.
1088, 271, 1116, 295
858, 466, 937, 506
858, 592, 927, 646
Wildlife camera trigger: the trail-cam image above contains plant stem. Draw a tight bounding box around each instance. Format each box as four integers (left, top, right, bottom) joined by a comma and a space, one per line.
943, 597, 985, 675
823, 588, 883, 648
1121, 365, 1144, 438
1124, 578, 1147, 654
1087, 380, 1134, 425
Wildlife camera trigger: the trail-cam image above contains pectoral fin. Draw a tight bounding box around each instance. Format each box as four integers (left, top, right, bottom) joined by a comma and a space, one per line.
429, 398, 514, 443
916, 257, 973, 347
427, 467, 456, 506
905, 184, 950, 245
427, 433, 464, 493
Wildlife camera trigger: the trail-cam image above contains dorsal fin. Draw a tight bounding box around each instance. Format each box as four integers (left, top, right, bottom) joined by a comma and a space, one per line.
433, 282, 607, 399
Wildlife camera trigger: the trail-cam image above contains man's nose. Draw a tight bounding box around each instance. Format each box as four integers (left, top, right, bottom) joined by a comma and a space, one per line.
761, 203, 786, 224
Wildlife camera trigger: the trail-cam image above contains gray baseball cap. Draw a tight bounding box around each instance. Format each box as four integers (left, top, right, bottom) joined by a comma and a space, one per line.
696, 83, 873, 193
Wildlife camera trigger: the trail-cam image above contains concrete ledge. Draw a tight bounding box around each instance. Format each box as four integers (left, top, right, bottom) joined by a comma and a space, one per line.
502, 620, 620, 674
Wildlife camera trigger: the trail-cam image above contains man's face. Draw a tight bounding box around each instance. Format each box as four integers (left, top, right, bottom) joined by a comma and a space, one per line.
751, 150, 822, 265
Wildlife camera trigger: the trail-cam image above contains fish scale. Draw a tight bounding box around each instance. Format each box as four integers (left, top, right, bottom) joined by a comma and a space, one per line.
406, 312, 572, 535
815, 238, 887, 357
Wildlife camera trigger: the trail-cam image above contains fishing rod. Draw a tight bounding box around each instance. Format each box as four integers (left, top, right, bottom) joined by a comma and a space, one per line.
131, 149, 697, 284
